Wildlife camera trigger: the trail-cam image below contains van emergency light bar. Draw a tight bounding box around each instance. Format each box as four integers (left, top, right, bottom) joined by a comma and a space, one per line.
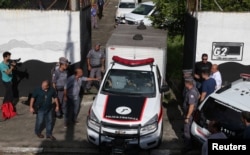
112, 56, 154, 66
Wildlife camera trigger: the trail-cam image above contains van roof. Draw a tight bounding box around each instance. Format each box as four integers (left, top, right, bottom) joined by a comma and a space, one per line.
106, 25, 167, 48
209, 78, 250, 111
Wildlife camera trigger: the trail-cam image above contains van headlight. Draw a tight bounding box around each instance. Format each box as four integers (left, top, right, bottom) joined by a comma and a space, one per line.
140, 114, 158, 136
87, 110, 100, 132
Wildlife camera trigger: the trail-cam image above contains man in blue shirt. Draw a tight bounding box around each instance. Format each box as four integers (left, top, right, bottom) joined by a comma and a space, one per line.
29, 80, 59, 140
0, 51, 15, 103
200, 70, 216, 102
64, 68, 99, 127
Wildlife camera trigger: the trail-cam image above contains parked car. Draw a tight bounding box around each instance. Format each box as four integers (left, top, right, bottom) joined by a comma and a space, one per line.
115, 0, 138, 24
191, 74, 250, 144
124, 1, 156, 26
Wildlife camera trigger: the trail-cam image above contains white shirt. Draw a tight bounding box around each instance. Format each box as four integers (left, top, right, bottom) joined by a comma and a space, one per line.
211, 71, 222, 90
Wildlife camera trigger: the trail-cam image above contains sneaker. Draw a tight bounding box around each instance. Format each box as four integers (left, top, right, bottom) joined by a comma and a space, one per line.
46, 135, 56, 141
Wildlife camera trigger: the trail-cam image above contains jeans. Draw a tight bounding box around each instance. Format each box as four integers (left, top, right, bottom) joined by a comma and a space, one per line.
56, 90, 67, 117
66, 96, 81, 123
35, 109, 53, 136
2, 81, 13, 103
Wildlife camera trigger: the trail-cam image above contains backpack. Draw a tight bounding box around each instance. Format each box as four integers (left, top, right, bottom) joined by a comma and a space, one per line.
1, 102, 16, 120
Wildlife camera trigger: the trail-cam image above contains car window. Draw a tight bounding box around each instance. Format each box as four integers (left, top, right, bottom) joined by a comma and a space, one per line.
119, 2, 135, 8
201, 97, 245, 138
101, 69, 156, 97
131, 4, 154, 15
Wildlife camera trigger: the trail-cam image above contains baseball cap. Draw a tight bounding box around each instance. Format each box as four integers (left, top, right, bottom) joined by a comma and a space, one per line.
59, 57, 69, 64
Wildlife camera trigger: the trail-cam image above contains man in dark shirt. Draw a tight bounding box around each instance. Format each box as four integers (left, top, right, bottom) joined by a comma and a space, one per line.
194, 53, 212, 90
241, 111, 250, 139
200, 70, 216, 102
30, 80, 59, 140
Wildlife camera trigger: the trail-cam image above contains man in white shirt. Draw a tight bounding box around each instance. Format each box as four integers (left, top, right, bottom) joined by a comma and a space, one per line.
210, 64, 222, 90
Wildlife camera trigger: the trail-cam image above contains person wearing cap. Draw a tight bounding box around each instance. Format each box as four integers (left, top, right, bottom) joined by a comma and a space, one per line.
86, 43, 105, 93
241, 111, 250, 139
182, 78, 200, 153
51, 57, 69, 119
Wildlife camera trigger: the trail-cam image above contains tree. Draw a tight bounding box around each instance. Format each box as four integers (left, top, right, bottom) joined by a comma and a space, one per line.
152, 0, 250, 37
0, 0, 12, 8
152, 0, 186, 37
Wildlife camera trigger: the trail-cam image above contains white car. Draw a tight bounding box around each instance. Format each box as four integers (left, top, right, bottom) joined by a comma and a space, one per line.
124, 1, 156, 26
87, 56, 169, 150
115, 0, 138, 24
191, 74, 250, 144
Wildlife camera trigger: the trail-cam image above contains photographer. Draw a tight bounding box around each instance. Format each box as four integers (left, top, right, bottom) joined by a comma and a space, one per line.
0, 51, 15, 103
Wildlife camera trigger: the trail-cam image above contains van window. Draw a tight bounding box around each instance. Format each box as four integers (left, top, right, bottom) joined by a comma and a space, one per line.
101, 69, 156, 97
201, 97, 245, 138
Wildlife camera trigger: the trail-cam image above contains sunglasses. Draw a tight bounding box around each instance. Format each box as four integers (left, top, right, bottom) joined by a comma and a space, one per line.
202, 58, 208, 61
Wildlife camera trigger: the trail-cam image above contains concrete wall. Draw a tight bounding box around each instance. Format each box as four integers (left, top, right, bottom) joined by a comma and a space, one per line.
195, 12, 250, 83
0, 9, 80, 63
196, 12, 250, 65
0, 10, 81, 97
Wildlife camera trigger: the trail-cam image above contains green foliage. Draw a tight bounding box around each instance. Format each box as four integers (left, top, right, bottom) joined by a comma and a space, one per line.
167, 35, 184, 80
200, 0, 250, 11
0, 0, 12, 8
152, 0, 186, 37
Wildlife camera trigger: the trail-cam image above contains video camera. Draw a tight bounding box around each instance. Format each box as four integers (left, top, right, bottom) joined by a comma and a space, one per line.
8, 58, 21, 67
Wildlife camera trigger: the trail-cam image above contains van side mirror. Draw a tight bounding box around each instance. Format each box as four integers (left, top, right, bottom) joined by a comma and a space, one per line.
160, 84, 169, 93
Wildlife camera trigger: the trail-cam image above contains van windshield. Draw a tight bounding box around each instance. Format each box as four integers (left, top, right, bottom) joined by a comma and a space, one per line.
131, 4, 154, 15
119, 2, 135, 8
200, 97, 245, 138
101, 69, 156, 97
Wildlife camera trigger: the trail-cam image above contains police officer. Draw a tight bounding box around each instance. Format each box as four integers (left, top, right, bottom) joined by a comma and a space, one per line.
86, 43, 105, 92
182, 78, 200, 153
51, 57, 69, 118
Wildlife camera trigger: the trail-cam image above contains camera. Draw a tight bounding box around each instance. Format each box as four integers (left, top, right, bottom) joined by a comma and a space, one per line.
8, 58, 21, 67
